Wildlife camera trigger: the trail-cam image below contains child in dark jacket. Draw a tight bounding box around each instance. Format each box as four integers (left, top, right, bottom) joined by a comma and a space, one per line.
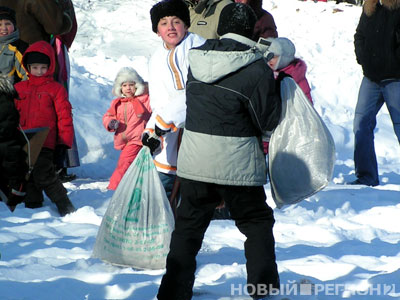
0, 6, 28, 84
103, 67, 151, 190
14, 40, 76, 216
0, 75, 27, 209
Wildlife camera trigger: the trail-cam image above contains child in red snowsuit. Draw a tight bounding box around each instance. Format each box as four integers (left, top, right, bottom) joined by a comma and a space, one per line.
262, 37, 313, 154
14, 40, 76, 216
103, 67, 151, 190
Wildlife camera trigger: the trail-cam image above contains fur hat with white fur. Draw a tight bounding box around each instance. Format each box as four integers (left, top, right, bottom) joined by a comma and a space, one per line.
112, 67, 145, 97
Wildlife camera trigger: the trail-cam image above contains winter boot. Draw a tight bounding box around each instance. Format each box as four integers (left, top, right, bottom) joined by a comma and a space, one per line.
55, 197, 76, 217
57, 167, 77, 183
24, 181, 44, 209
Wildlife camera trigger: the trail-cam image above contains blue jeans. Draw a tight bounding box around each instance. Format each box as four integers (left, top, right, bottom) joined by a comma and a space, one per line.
158, 172, 176, 199
353, 77, 400, 185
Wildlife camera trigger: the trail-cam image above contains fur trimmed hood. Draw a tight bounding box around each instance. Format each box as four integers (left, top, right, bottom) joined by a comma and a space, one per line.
364, 0, 400, 16
112, 67, 146, 97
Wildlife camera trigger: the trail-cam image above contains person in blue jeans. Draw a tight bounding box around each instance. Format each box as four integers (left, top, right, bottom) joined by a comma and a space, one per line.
350, 0, 400, 187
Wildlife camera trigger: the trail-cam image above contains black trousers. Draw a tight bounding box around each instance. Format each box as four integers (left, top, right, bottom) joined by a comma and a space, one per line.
25, 148, 69, 205
157, 178, 279, 300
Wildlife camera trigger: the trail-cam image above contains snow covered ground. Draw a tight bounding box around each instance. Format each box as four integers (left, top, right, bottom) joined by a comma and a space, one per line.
1, 0, 400, 299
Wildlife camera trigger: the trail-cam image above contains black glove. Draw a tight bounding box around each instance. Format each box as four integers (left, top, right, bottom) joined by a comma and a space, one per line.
142, 132, 161, 155
155, 125, 169, 137
54, 144, 69, 169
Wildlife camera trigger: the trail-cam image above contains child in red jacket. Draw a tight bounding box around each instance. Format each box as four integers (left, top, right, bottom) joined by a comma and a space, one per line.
14, 40, 76, 216
103, 67, 151, 190
267, 37, 313, 104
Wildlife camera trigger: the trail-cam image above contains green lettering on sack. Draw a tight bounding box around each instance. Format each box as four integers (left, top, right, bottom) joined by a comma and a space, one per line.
134, 149, 155, 172
125, 187, 142, 225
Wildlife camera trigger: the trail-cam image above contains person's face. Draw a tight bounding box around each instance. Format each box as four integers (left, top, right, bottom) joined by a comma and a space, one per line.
157, 16, 188, 49
28, 63, 49, 76
0, 19, 15, 36
267, 55, 279, 70
235, 0, 250, 4
121, 81, 136, 97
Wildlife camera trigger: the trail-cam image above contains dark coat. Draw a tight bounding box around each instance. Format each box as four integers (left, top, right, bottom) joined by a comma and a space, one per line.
354, 0, 400, 82
177, 34, 281, 185
14, 41, 74, 150
247, 0, 278, 41
0, 76, 27, 190
0, 0, 75, 44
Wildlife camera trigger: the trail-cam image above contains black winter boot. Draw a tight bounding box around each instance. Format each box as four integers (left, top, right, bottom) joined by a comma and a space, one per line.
55, 198, 76, 217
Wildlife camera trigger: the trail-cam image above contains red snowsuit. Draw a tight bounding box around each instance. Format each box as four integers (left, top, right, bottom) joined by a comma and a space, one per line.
103, 94, 151, 190
14, 41, 74, 150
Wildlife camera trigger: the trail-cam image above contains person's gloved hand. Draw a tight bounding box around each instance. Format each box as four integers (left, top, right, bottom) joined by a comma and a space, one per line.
141, 131, 161, 155
108, 119, 119, 131
54, 144, 69, 169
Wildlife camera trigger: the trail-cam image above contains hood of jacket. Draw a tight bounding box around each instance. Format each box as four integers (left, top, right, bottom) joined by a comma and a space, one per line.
188, 33, 263, 83
364, 0, 400, 16
246, 0, 264, 18
22, 40, 55, 78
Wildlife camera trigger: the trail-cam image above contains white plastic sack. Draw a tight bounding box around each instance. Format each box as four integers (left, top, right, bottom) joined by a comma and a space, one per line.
92, 147, 175, 269
269, 77, 335, 208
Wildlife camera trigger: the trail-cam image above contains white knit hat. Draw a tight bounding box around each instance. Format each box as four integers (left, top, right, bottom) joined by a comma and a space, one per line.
267, 37, 296, 70
112, 67, 145, 97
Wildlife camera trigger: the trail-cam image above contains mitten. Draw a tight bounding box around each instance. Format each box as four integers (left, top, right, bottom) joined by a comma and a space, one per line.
142, 132, 161, 155
54, 144, 69, 168
108, 119, 119, 131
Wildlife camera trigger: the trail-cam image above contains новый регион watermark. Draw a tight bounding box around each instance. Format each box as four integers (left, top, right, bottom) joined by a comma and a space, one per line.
231, 282, 398, 297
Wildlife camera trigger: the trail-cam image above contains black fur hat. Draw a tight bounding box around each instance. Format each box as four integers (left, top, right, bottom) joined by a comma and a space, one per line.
24, 52, 50, 66
150, 0, 190, 33
217, 3, 257, 39
0, 6, 16, 26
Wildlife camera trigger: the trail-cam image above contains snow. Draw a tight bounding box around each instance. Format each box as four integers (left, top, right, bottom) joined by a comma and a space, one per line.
1, 0, 400, 299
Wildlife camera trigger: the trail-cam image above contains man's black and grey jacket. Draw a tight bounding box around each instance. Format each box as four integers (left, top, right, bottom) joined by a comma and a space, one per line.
177, 33, 281, 186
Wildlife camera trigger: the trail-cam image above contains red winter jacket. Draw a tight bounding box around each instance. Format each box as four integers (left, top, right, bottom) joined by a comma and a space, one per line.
277, 58, 313, 104
103, 94, 151, 150
14, 41, 74, 150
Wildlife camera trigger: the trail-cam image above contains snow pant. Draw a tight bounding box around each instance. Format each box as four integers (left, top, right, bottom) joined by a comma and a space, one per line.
108, 143, 142, 190
24, 148, 70, 207
157, 178, 279, 300
353, 77, 400, 186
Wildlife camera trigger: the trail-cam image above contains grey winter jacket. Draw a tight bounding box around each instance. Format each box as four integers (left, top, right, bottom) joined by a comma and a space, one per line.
177, 33, 281, 186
